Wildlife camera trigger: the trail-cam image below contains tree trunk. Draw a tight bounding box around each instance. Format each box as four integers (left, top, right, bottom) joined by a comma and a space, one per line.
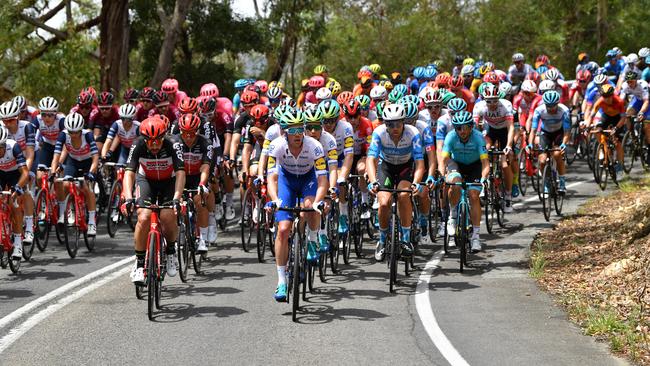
149, 0, 193, 88
269, 0, 298, 82
596, 0, 607, 54
99, 0, 129, 91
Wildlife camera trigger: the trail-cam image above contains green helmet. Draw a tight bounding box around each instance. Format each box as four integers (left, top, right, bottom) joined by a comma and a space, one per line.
317, 100, 340, 119
279, 107, 303, 128
477, 82, 493, 97
447, 98, 467, 112
355, 94, 371, 110
273, 105, 291, 122
441, 90, 456, 106
402, 101, 419, 120
388, 89, 405, 103
376, 100, 388, 120
303, 106, 323, 124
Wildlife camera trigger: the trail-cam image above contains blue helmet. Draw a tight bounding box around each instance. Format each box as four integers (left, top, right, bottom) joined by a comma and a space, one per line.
447, 97, 468, 112
234, 79, 252, 90
606, 49, 617, 60
413, 66, 426, 79
399, 94, 419, 105
393, 83, 409, 96
542, 90, 561, 105
424, 65, 438, 80
451, 111, 474, 126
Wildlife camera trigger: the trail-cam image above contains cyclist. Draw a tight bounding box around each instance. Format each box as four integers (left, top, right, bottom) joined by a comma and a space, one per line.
123, 88, 140, 106
148, 90, 180, 123
177, 113, 212, 254
0, 126, 29, 259
161, 78, 188, 108
342, 99, 373, 218
569, 70, 592, 112
440, 111, 489, 252
473, 83, 515, 212
51, 113, 99, 236
70, 92, 98, 127
616, 53, 641, 91
33, 97, 65, 179
526, 90, 570, 193
367, 103, 425, 261
604, 49, 625, 79
136, 87, 156, 122
265, 108, 328, 301
508, 53, 534, 90
619, 70, 650, 165
122, 117, 185, 283
88, 91, 120, 152
101, 104, 140, 164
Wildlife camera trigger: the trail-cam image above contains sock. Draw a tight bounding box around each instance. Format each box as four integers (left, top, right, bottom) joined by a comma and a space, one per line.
199, 227, 208, 241
24, 216, 33, 232
379, 227, 388, 244
135, 250, 146, 267
58, 201, 65, 217
208, 211, 216, 225
339, 202, 348, 216
559, 175, 566, 183
88, 211, 96, 225
277, 266, 287, 285
166, 242, 176, 255
505, 193, 512, 201
361, 192, 369, 204
401, 226, 411, 243
513, 171, 519, 185
473, 226, 480, 237
226, 193, 233, 206
307, 228, 317, 243
13, 234, 21, 248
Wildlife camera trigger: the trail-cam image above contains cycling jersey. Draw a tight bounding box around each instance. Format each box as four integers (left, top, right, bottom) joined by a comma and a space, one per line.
328, 120, 354, 159
261, 124, 282, 155
531, 104, 571, 133
643, 67, 650, 83
473, 99, 514, 130
126, 137, 184, 180
619, 80, 649, 101
233, 111, 252, 135
442, 129, 488, 165
603, 59, 625, 77
211, 110, 234, 136
454, 88, 476, 112
436, 113, 453, 142
148, 104, 180, 122
319, 131, 338, 167
569, 82, 588, 101
507, 63, 534, 86
368, 124, 424, 164
135, 105, 154, 122
180, 135, 212, 176
347, 117, 373, 155
54, 130, 98, 161
266, 135, 327, 177
593, 95, 626, 117
0, 139, 26, 172
89, 106, 120, 130
69, 105, 99, 126
33, 115, 65, 146
107, 120, 141, 149
169, 91, 189, 108
513, 93, 543, 125
6, 120, 36, 151
413, 120, 435, 151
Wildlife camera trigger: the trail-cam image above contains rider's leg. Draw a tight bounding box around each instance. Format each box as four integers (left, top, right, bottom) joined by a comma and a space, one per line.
396, 180, 413, 244
82, 183, 97, 226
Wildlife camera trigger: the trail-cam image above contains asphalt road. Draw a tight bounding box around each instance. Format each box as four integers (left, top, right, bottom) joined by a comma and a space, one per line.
0, 160, 633, 365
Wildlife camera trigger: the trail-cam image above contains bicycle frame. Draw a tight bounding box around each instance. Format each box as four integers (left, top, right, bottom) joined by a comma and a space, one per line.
66, 179, 88, 232
38, 168, 59, 224
0, 193, 15, 255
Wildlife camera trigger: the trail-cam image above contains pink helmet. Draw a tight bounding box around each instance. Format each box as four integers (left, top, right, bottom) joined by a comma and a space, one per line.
200, 83, 219, 98
161, 78, 179, 94
254, 80, 268, 94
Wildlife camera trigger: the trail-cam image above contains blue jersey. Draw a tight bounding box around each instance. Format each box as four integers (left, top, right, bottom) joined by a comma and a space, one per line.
643, 67, 650, 83
532, 104, 571, 133
442, 129, 487, 165
413, 120, 435, 150
368, 124, 423, 164
603, 59, 625, 77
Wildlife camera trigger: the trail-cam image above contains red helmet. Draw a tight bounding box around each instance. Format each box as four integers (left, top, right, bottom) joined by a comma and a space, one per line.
140, 117, 167, 139
161, 78, 179, 94
525, 71, 541, 84
536, 54, 549, 66
98, 91, 115, 106
152, 90, 169, 106
449, 75, 464, 90
577, 69, 592, 82
254, 80, 268, 94
240, 90, 259, 105
178, 113, 201, 131
82, 87, 97, 102
199, 83, 219, 98
123, 88, 139, 102
77, 92, 93, 107
140, 87, 155, 101
482, 71, 499, 85
435, 74, 451, 88
357, 69, 372, 79
336, 91, 354, 106
178, 97, 199, 114
308, 76, 325, 89
343, 99, 361, 117
250, 104, 270, 125
158, 114, 171, 131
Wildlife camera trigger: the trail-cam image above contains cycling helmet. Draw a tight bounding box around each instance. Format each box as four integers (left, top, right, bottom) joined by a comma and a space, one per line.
279, 97, 297, 108
370, 85, 388, 100
234, 79, 253, 90
577, 52, 589, 63
336, 91, 354, 106
140, 117, 167, 139
454, 55, 465, 64
388, 88, 405, 103
593, 74, 608, 85
152, 90, 169, 106
601, 84, 615, 97
77, 91, 93, 106
435, 73, 451, 88
178, 113, 201, 131
178, 97, 199, 114
525, 71, 541, 84
318, 100, 341, 119
303, 106, 323, 124
382, 103, 406, 122
240, 90, 259, 105
343, 99, 361, 117
536, 65, 549, 76
544, 68, 560, 81
273, 105, 290, 122
0, 101, 20, 119
451, 110, 474, 126
140, 87, 155, 101
253, 80, 267, 94
512, 53, 525, 62
606, 49, 617, 60
98, 91, 115, 106
441, 89, 456, 105
521, 80, 538, 93
625, 53, 639, 64
413, 66, 426, 79
481, 83, 499, 100
82, 86, 97, 102
625, 70, 640, 81
313, 64, 328, 75
399, 94, 419, 106
393, 83, 408, 95
0, 126, 8, 145
463, 57, 475, 66
316, 87, 332, 101
498, 82, 513, 96
308, 76, 325, 89
539, 80, 556, 93
482, 71, 499, 85
355, 94, 371, 109
375, 101, 388, 120
477, 82, 491, 97
576, 69, 592, 82
250, 104, 270, 123
269, 81, 283, 90
64, 113, 84, 132
280, 107, 303, 128
368, 64, 380, 74
402, 101, 419, 120
326, 80, 342, 96
478, 64, 491, 76
461, 65, 475, 76
200, 97, 217, 114
267, 86, 283, 101
447, 98, 467, 112
380, 80, 394, 91
38, 96, 59, 112
118, 103, 137, 119
536, 54, 549, 66
424, 66, 438, 80
123, 88, 140, 102
12, 96, 26, 111
200, 83, 219, 98
585, 61, 600, 74
542, 90, 560, 105
639, 48, 650, 58
450, 75, 464, 90
423, 88, 444, 105
161, 78, 179, 94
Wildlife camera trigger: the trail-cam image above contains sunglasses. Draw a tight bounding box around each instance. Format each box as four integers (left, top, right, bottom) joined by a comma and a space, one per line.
427, 104, 442, 109
142, 99, 153, 104
79, 105, 91, 110
323, 118, 338, 125
386, 120, 404, 129
181, 131, 197, 139
41, 112, 56, 118
99, 106, 111, 111
122, 118, 133, 123
285, 127, 305, 135
486, 99, 499, 105
454, 124, 472, 131
305, 124, 322, 131
2, 118, 17, 123
145, 137, 164, 147
546, 103, 559, 108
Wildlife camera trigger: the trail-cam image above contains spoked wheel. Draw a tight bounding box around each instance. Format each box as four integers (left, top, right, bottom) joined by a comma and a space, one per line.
458, 205, 468, 273
177, 218, 189, 283
291, 235, 301, 322
352, 214, 363, 259
256, 206, 267, 263
83, 226, 95, 252
22, 218, 35, 261
518, 152, 528, 196
35, 190, 50, 252
608, 146, 620, 187
496, 180, 506, 228
106, 181, 122, 238
554, 176, 564, 216
135, 282, 145, 300
240, 187, 255, 253
595, 143, 608, 191
154, 249, 163, 310
187, 216, 202, 275
485, 180, 495, 234
388, 216, 398, 293
566, 127, 579, 165
147, 238, 156, 321
8, 246, 20, 274
318, 248, 328, 283
622, 131, 636, 174
443, 212, 450, 255
641, 143, 650, 172
328, 209, 339, 274
63, 195, 79, 259
541, 164, 553, 222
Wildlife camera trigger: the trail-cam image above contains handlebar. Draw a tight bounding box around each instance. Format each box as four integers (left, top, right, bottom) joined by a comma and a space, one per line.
55, 176, 86, 183
377, 188, 414, 194
103, 162, 125, 168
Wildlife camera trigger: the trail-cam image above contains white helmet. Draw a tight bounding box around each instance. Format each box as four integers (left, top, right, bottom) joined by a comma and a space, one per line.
539, 80, 556, 93
38, 96, 59, 112
639, 48, 650, 58
626, 53, 639, 64
461, 64, 475, 76
521, 80, 538, 93
418, 86, 433, 102
64, 113, 84, 132
370, 85, 387, 100
499, 82, 513, 96
594, 74, 608, 85
544, 68, 560, 81
512, 53, 525, 62
0, 126, 8, 145
0, 101, 20, 119
11, 96, 26, 111
382, 103, 406, 121
119, 103, 137, 119
315, 87, 332, 101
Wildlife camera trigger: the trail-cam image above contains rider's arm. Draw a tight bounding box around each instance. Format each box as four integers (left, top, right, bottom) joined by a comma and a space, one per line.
123, 171, 135, 200
16, 166, 29, 188
101, 138, 113, 157
366, 131, 381, 183
480, 157, 490, 180
412, 133, 425, 183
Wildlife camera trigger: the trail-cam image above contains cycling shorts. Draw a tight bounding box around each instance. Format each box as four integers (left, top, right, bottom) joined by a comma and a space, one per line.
185, 174, 201, 190
135, 175, 175, 207
63, 157, 92, 178
275, 167, 318, 222
595, 113, 624, 139
93, 126, 109, 144
377, 159, 414, 189
539, 129, 564, 150
446, 160, 482, 192
0, 170, 20, 190
630, 97, 650, 119
486, 127, 508, 149
38, 143, 55, 169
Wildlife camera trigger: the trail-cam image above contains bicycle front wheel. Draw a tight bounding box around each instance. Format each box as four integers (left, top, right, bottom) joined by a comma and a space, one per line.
388, 215, 399, 293
63, 195, 79, 259
106, 180, 122, 238
147, 236, 156, 321
256, 205, 267, 262
458, 203, 468, 273
622, 131, 635, 174
541, 164, 553, 222
484, 180, 495, 234
595, 143, 608, 191
240, 187, 255, 252
177, 215, 189, 282
291, 235, 301, 322
34, 189, 50, 251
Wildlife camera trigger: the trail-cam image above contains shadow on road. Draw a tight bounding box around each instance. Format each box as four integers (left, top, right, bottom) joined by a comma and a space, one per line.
293, 304, 388, 324
154, 302, 247, 322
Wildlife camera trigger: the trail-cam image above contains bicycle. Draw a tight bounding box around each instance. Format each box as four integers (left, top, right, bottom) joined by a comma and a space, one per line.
345, 174, 368, 261
240, 173, 256, 253
376, 187, 414, 293
535, 147, 565, 221
55, 173, 95, 259
447, 181, 484, 272
0, 191, 21, 274
34, 166, 64, 252
485, 148, 506, 234
593, 129, 620, 191
182, 188, 206, 276
622, 117, 649, 173
427, 176, 444, 243
104, 162, 134, 237
253, 179, 274, 263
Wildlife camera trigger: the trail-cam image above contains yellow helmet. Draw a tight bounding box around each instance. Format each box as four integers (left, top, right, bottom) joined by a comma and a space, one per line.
313, 64, 328, 75
326, 80, 342, 96
379, 80, 394, 91
463, 57, 475, 66
368, 63, 381, 74
269, 80, 284, 90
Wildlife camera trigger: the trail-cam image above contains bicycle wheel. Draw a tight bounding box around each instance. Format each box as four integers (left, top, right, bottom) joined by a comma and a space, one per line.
83, 219, 95, 252
518, 152, 528, 196
352, 198, 363, 258
23, 219, 35, 261
177, 215, 189, 283
63, 195, 79, 259
256, 205, 267, 262
484, 180, 495, 234
329, 209, 339, 274
34, 189, 50, 252
496, 178, 506, 228
155, 244, 163, 310
566, 127, 579, 165
291, 234, 301, 322
541, 164, 553, 222
554, 171, 564, 216
267, 213, 276, 257
187, 210, 202, 275
388, 214, 398, 293
147, 236, 156, 321
428, 188, 439, 242
595, 143, 608, 191
318, 246, 328, 283
458, 203, 468, 273
608, 145, 619, 186
622, 131, 635, 173
8, 244, 20, 274
587, 137, 597, 171
106, 180, 121, 238
240, 187, 254, 252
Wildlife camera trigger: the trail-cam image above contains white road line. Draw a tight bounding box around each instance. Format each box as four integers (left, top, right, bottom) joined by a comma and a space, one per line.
0, 256, 132, 331
0, 266, 130, 354
513, 179, 590, 207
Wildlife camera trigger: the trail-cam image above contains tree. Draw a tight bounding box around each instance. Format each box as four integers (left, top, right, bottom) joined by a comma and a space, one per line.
99, 0, 129, 91
149, 0, 193, 87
